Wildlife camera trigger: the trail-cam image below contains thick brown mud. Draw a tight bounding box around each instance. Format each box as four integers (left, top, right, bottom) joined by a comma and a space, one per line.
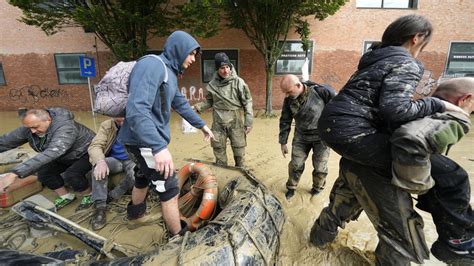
0, 111, 472, 265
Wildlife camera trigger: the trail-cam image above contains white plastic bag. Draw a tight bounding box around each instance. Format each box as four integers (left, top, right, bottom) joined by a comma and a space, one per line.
182, 118, 197, 134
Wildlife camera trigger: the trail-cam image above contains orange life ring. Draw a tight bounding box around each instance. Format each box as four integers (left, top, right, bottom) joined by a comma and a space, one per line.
177, 162, 218, 231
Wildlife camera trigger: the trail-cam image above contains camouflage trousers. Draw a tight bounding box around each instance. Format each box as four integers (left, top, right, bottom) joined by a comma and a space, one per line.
286, 134, 329, 191
211, 119, 246, 167
312, 157, 429, 266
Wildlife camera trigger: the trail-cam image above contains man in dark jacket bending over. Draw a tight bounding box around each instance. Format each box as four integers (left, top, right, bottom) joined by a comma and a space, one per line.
0, 108, 95, 210
279, 74, 335, 200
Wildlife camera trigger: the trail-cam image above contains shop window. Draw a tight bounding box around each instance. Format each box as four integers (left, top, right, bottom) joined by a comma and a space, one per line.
275, 40, 313, 75
201, 50, 239, 83
0, 63, 5, 86
54, 53, 88, 84
356, 0, 417, 9
444, 42, 474, 77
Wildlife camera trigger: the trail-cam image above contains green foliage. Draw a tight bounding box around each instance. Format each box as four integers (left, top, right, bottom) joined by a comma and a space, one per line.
8, 0, 221, 61
221, 0, 346, 115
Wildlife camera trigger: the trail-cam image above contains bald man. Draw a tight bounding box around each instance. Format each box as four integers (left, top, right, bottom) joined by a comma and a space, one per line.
278, 74, 336, 200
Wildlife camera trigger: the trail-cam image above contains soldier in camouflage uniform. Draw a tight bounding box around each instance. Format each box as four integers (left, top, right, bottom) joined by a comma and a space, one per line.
195, 52, 253, 167
278, 74, 335, 200
308, 15, 469, 265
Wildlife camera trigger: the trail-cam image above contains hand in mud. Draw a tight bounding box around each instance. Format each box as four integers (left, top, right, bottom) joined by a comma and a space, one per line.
154, 148, 174, 179
0, 173, 18, 192
201, 125, 215, 142
94, 160, 109, 180
245, 127, 252, 135
281, 144, 288, 158
442, 100, 469, 116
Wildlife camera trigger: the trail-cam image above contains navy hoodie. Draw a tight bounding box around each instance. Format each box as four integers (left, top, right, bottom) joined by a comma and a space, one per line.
118, 31, 205, 154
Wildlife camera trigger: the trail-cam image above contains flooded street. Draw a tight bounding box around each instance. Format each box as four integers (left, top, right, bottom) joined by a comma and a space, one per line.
1, 110, 473, 265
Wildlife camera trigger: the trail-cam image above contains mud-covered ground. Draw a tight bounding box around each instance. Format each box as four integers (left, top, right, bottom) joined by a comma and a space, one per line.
1, 111, 473, 265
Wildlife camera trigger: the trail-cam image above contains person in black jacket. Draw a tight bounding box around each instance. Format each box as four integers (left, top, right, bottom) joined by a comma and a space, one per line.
308, 15, 468, 265
279, 74, 335, 200
0, 108, 95, 210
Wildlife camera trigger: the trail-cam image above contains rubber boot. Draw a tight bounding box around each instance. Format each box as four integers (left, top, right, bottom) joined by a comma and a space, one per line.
127, 200, 146, 220
91, 201, 107, 231
309, 219, 338, 247
234, 156, 244, 167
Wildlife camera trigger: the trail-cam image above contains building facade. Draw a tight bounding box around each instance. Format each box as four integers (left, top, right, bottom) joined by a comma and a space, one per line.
1, 0, 473, 111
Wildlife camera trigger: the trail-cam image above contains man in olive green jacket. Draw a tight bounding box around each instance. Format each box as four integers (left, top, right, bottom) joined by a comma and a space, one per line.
194, 52, 253, 167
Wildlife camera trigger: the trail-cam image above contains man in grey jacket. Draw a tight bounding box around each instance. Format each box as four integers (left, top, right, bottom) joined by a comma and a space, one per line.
0, 108, 95, 210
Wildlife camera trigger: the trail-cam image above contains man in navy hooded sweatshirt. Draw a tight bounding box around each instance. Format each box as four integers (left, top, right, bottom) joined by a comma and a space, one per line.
118, 31, 214, 237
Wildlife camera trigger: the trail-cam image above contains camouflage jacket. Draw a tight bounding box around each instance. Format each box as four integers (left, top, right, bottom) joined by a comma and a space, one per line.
318, 46, 445, 144
279, 81, 336, 144
195, 68, 253, 128
390, 111, 471, 194
0, 108, 95, 178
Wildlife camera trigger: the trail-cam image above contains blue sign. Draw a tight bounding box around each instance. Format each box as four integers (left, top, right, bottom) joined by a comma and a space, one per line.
79, 56, 96, 77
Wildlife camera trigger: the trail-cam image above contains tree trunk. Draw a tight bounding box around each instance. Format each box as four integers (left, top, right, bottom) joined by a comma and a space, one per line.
265, 66, 274, 116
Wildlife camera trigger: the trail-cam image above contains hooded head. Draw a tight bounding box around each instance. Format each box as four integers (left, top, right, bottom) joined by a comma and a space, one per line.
162, 31, 200, 74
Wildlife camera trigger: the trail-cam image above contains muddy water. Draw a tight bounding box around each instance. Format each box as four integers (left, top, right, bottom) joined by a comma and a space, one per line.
1, 111, 473, 265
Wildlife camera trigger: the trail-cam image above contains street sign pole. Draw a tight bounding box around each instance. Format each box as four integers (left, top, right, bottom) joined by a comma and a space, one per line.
87, 77, 97, 131
79, 56, 98, 131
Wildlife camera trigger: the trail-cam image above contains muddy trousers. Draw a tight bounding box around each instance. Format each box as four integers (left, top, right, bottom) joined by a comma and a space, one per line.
91, 157, 135, 203
417, 154, 474, 241
211, 121, 246, 167
313, 157, 429, 266
286, 136, 329, 191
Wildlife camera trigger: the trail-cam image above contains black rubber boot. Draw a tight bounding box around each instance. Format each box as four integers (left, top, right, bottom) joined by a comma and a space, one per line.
127, 200, 146, 220
177, 220, 189, 236
309, 220, 338, 247
431, 239, 474, 265
91, 204, 107, 231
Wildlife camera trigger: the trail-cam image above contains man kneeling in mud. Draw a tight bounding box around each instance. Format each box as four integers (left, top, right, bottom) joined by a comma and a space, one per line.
310, 77, 474, 265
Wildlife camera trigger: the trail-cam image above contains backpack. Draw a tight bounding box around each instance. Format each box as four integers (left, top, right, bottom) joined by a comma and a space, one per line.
93, 55, 168, 117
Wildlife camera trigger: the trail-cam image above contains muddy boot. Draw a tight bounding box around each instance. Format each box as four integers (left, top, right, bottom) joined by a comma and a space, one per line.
234, 156, 244, 167
309, 219, 338, 247
285, 189, 295, 200
91, 201, 107, 231
169, 220, 190, 242
127, 200, 146, 220
215, 159, 228, 166
431, 238, 474, 265
310, 188, 322, 196
312, 176, 326, 195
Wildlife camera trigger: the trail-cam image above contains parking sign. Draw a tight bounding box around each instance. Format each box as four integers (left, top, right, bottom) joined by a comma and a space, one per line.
79, 56, 96, 77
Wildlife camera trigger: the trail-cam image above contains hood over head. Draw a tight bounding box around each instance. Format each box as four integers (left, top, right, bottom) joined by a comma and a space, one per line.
162, 31, 200, 74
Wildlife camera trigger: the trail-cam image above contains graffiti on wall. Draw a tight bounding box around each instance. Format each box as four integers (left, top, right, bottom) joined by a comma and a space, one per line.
181, 86, 205, 102
9, 85, 70, 104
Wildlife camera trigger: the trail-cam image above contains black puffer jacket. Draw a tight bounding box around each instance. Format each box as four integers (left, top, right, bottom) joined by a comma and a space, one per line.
0, 108, 95, 178
318, 46, 445, 144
